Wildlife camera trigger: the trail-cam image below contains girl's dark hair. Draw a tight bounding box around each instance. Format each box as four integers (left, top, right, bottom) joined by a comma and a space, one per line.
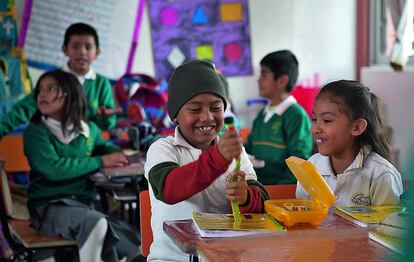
32, 70, 87, 136
317, 80, 392, 162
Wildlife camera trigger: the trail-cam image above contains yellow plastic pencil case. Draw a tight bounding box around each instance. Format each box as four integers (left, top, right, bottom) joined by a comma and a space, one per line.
265, 156, 335, 227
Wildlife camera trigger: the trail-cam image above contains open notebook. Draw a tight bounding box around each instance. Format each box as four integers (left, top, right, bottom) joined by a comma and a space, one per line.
192, 212, 285, 238
333, 206, 403, 227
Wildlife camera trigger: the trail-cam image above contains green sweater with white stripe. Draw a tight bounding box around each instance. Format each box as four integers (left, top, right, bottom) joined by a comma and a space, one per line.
245, 103, 312, 185
23, 121, 120, 210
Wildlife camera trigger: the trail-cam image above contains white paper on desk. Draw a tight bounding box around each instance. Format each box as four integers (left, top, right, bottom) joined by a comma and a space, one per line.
90, 172, 109, 183
247, 154, 265, 168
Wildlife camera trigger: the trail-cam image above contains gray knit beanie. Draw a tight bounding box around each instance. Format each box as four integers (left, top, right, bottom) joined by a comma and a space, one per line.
167, 60, 227, 119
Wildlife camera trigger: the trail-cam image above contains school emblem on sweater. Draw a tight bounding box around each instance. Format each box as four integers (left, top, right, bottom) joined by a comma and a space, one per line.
86, 137, 94, 155
271, 121, 281, 132
351, 193, 370, 206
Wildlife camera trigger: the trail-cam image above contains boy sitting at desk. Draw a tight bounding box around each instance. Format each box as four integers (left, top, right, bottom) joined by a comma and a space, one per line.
144, 60, 269, 261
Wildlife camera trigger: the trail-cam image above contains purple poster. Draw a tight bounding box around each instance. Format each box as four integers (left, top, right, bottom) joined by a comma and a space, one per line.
148, 0, 252, 80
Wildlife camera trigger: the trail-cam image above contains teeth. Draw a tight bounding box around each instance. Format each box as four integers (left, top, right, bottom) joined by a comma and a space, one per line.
198, 126, 213, 131
316, 138, 325, 143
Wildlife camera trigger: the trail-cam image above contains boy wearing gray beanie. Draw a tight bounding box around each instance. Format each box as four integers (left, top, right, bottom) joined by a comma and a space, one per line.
144, 60, 268, 261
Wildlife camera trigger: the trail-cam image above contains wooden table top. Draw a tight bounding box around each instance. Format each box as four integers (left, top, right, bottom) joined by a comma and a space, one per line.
163, 212, 398, 262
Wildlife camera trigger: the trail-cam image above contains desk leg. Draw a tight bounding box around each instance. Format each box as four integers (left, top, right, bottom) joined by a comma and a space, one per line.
131, 176, 141, 229
189, 254, 199, 262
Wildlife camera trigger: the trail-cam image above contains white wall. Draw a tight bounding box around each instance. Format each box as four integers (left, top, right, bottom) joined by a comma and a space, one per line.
361, 66, 414, 175
17, 0, 357, 127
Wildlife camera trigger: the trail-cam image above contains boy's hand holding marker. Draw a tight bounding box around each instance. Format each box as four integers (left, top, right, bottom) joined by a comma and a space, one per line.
218, 120, 248, 220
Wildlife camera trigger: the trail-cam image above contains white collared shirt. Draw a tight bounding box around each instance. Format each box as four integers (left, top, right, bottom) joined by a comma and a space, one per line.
263, 95, 297, 123
144, 127, 256, 261
62, 63, 96, 85
296, 146, 403, 206
42, 116, 90, 144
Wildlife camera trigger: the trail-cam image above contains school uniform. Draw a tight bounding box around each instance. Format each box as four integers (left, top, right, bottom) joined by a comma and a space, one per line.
0, 66, 115, 138
296, 146, 403, 206
24, 119, 139, 261
63, 65, 116, 131
245, 96, 312, 185
144, 127, 268, 261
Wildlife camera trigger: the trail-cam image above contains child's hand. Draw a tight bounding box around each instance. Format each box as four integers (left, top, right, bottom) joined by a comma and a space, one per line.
101, 152, 129, 167
217, 127, 242, 161
96, 106, 123, 116
226, 171, 248, 205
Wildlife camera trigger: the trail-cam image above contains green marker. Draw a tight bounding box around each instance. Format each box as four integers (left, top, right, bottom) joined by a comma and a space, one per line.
225, 119, 242, 222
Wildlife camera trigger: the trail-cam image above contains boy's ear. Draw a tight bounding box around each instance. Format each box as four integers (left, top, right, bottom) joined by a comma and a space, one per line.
95, 48, 101, 57
351, 118, 368, 136
62, 45, 68, 56
277, 75, 289, 88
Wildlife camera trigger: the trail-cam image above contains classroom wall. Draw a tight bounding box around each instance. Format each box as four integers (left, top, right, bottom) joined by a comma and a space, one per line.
361, 66, 414, 176
133, 0, 357, 127
16, 0, 357, 128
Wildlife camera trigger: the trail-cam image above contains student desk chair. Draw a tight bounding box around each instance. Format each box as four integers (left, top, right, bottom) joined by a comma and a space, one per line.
0, 134, 30, 173
264, 184, 297, 199
139, 190, 152, 258
0, 161, 79, 261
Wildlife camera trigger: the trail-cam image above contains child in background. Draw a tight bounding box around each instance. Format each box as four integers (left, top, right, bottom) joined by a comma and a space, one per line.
0, 22, 117, 139
24, 70, 139, 261
144, 60, 268, 261
296, 80, 403, 206
245, 50, 312, 185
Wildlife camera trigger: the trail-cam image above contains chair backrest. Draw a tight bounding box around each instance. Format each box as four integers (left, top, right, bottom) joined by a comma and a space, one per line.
0, 161, 14, 217
265, 184, 297, 199
139, 190, 153, 257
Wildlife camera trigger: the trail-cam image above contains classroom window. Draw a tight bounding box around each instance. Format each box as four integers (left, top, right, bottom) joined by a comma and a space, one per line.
370, 0, 414, 65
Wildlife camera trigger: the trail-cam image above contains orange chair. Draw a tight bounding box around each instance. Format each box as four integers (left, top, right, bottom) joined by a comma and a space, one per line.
0, 134, 30, 172
0, 161, 78, 261
139, 190, 153, 257
239, 127, 251, 144
265, 184, 296, 199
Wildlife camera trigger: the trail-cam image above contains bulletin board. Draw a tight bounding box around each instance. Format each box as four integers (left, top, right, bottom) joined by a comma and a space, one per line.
20, 0, 140, 80
148, 0, 253, 80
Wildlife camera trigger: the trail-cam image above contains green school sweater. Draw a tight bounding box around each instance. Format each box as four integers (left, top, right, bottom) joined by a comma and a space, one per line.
0, 74, 115, 138
24, 121, 120, 210
245, 104, 312, 185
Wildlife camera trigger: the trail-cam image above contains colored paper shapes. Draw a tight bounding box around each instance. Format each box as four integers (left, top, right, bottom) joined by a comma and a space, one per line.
192, 6, 208, 24
220, 2, 243, 22
224, 42, 242, 61
196, 45, 213, 60
160, 6, 179, 26
167, 46, 186, 68
149, 0, 252, 79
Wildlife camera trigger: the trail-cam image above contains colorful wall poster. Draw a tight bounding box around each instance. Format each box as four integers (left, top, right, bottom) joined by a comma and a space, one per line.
149, 0, 252, 80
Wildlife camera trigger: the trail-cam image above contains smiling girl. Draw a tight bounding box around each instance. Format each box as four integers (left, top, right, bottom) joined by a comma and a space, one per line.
296, 80, 403, 206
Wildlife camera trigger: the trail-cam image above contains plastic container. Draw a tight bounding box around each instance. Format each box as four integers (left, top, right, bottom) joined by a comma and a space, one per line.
264, 156, 335, 227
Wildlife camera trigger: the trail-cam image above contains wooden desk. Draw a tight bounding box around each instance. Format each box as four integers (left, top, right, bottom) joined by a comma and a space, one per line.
163, 212, 397, 262
96, 154, 146, 227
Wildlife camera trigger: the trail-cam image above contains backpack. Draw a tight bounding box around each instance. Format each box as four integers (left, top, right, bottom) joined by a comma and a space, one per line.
115, 73, 170, 129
